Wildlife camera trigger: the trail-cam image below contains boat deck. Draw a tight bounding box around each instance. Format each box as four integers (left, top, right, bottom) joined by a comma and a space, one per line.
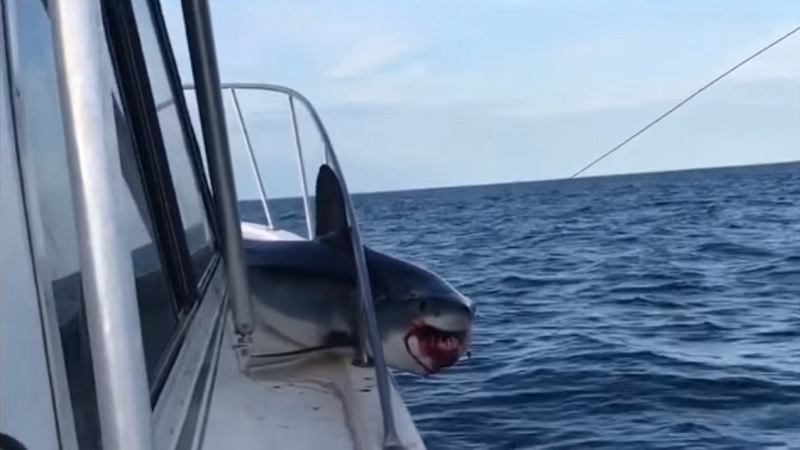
203, 318, 426, 450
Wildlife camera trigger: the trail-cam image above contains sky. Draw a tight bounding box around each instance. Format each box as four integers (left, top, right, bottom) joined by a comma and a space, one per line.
161, 0, 800, 198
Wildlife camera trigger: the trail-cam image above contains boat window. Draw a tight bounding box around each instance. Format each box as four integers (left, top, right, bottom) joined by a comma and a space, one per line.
131, 0, 215, 286
7, 0, 185, 444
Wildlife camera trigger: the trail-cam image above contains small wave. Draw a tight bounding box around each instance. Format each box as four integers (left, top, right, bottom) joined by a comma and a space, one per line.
612, 295, 688, 309
528, 331, 617, 349
737, 262, 781, 275
501, 344, 716, 377
608, 280, 717, 295
755, 327, 800, 339
648, 325, 734, 344
696, 241, 776, 258
499, 274, 583, 288
647, 199, 686, 207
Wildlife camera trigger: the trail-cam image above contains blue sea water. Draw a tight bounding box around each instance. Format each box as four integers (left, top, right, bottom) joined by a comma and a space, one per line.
241, 162, 800, 450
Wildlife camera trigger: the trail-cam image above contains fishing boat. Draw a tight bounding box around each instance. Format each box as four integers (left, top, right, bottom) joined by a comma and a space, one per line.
0, 0, 441, 448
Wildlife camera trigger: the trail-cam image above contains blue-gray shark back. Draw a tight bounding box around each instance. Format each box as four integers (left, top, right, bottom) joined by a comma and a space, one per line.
243, 165, 475, 375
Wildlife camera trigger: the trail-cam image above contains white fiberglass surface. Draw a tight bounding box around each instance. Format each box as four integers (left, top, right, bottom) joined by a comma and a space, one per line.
240, 221, 304, 242
203, 318, 426, 450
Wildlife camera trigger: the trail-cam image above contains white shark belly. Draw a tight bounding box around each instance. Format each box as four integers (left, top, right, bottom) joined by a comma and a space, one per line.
251, 299, 329, 347
249, 275, 354, 348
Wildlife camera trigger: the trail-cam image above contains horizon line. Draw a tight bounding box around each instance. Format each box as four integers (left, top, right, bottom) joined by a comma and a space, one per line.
239, 159, 800, 202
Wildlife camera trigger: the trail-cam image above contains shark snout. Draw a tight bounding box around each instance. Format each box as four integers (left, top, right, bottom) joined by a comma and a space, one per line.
458, 295, 477, 321
419, 295, 474, 342
424, 295, 473, 325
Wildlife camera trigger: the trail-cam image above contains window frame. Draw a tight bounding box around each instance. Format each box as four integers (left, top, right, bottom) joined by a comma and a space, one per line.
100, 0, 222, 403
114, 0, 220, 294
146, 0, 220, 257
102, 0, 198, 311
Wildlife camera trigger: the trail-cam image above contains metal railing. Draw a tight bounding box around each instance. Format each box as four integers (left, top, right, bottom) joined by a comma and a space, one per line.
219, 85, 318, 238
162, 82, 403, 449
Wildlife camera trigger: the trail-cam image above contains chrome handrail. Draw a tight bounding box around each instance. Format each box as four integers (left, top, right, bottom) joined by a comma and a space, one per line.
228, 89, 273, 228
287, 96, 315, 239
163, 82, 403, 449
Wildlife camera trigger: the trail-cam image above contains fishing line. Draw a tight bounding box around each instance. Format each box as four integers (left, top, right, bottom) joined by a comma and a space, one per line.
568, 25, 800, 180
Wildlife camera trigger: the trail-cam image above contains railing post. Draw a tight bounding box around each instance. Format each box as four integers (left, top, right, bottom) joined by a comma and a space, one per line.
180, 0, 254, 341
287, 97, 314, 239
229, 88, 273, 228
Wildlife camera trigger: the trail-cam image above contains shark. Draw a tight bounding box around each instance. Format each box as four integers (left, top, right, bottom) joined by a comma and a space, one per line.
242, 164, 475, 375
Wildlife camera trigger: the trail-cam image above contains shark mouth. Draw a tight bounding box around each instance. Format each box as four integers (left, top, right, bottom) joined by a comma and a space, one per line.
404, 322, 468, 374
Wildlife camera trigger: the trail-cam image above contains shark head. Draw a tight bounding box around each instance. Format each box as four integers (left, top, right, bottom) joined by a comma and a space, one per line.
366, 248, 474, 375
314, 164, 475, 375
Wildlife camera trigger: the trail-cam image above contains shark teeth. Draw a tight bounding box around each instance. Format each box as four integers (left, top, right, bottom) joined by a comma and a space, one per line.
433, 336, 459, 350
404, 322, 470, 373
412, 324, 466, 354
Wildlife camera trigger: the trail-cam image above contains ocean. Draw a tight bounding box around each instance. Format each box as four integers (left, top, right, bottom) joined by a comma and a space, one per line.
240, 162, 800, 450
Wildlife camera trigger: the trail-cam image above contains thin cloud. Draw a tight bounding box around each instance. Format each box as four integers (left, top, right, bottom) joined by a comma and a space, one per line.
326, 38, 416, 80
328, 62, 440, 106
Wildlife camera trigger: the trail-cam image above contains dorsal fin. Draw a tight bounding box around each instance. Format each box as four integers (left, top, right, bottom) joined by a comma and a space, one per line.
314, 164, 350, 248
